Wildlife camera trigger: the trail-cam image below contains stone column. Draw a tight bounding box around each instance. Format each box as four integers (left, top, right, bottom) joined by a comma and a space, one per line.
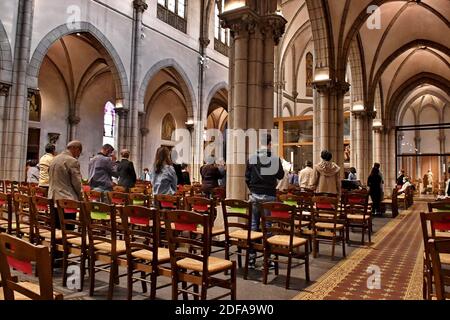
68, 114, 81, 141
4, 0, 35, 181
0, 84, 11, 178
313, 80, 349, 172
115, 108, 129, 152
221, 4, 286, 199
128, 0, 148, 163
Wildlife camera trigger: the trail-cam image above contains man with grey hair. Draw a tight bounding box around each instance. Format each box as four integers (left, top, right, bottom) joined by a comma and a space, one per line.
48, 140, 83, 202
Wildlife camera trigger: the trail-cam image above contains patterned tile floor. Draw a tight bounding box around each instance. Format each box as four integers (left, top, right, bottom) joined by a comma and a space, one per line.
294, 203, 425, 300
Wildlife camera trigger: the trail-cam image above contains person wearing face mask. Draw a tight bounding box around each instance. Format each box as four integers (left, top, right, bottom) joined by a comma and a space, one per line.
48, 141, 83, 202
88, 144, 118, 200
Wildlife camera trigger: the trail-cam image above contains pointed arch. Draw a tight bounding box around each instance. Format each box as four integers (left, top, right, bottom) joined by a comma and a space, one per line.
0, 20, 13, 83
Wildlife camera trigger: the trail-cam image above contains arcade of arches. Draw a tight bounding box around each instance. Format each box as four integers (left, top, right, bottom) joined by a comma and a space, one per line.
0, 0, 449, 300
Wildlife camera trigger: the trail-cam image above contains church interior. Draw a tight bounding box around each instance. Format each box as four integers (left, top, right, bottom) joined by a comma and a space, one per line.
0, 0, 449, 301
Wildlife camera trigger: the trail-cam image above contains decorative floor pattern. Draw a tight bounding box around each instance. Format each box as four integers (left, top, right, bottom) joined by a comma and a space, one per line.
294, 203, 425, 300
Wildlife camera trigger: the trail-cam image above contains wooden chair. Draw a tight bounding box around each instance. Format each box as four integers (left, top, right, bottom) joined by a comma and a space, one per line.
155, 194, 182, 210
18, 185, 31, 196
12, 193, 34, 240
120, 205, 171, 300
261, 202, 310, 289
0, 180, 5, 193
31, 196, 60, 271
0, 193, 13, 234
113, 185, 126, 193
381, 188, 399, 218
185, 196, 226, 256
342, 190, 371, 245
30, 186, 48, 198
107, 191, 129, 206
130, 187, 146, 194
212, 187, 226, 203
129, 193, 150, 207
429, 239, 450, 300
0, 233, 63, 300
222, 199, 263, 280
420, 211, 450, 300
163, 210, 236, 300
56, 199, 87, 291
83, 201, 126, 299
84, 190, 103, 202
312, 196, 346, 260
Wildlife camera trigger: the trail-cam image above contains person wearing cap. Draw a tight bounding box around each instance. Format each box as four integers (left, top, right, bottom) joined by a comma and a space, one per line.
39, 143, 56, 188
298, 160, 314, 189
117, 149, 137, 192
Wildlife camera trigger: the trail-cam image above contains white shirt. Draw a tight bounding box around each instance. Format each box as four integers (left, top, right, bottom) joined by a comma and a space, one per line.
298, 166, 313, 189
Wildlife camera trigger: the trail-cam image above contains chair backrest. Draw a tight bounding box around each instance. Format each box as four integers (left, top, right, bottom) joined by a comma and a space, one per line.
0, 180, 5, 193
429, 239, 450, 300
261, 202, 297, 243
313, 195, 339, 222
212, 187, 226, 203
163, 210, 211, 272
129, 193, 150, 207
191, 185, 204, 197
0, 233, 60, 300
107, 191, 129, 206
120, 205, 160, 260
31, 186, 48, 198
19, 186, 31, 196
84, 190, 102, 202
428, 199, 450, 213
279, 194, 302, 208
82, 202, 117, 249
342, 190, 369, 217
13, 193, 34, 239
130, 187, 146, 194
31, 196, 55, 244
113, 185, 126, 192
222, 199, 252, 238
56, 199, 84, 246
0, 193, 13, 233
155, 194, 181, 210
184, 196, 216, 220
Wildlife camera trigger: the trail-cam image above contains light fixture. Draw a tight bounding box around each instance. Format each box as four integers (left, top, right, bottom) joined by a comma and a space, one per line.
352, 103, 365, 112
373, 119, 383, 129
314, 67, 330, 82
223, 0, 246, 12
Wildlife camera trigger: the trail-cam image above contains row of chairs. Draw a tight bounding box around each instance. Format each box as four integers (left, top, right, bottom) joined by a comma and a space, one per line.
420, 199, 450, 300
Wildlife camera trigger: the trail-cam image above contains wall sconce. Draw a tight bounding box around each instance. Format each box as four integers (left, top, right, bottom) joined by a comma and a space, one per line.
314, 67, 330, 82
373, 119, 383, 129
185, 118, 194, 131
352, 103, 365, 112
223, 0, 246, 12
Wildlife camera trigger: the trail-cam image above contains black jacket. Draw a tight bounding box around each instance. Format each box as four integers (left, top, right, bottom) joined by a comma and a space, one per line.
200, 164, 223, 192
117, 159, 137, 190
173, 164, 184, 186
245, 150, 284, 197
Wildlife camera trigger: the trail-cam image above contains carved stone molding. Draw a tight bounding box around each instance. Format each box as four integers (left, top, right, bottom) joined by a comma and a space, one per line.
68, 114, 81, 125
260, 14, 287, 45
0, 83, 10, 96
140, 128, 149, 136
133, 0, 148, 12
114, 107, 129, 117
48, 133, 60, 144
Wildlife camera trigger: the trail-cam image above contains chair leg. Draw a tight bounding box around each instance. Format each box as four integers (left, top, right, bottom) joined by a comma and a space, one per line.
263, 249, 269, 285
361, 225, 365, 245
286, 256, 292, 290
150, 270, 157, 300
171, 275, 178, 300
80, 251, 86, 292
107, 260, 116, 300
342, 234, 346, 257
243, 248, 249, 280
182, 281, 188, 300
274, 255, 279, 276
127, 266, 133, 300
304, 244, 310, 282
331, 237, 336, 260
237, 247, 242, 269
89, 254, 95, 296
230, 262, 236, 300
200, 281, 208, 300
62, 249, 69, 288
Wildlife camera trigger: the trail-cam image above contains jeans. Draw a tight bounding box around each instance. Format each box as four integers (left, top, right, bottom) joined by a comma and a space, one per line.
249, 193, 276, 257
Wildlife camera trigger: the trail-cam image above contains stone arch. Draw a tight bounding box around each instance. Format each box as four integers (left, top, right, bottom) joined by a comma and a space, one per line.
0, 20, 13, 83
139, 59, 196, 118
304, 0, 334, 73
389, 73, 450, 124
27, 22, 129, 106
205, 81, 228, 115
300, 107, 313, 116
282, 103, 293, 117
348, 36, 366, 106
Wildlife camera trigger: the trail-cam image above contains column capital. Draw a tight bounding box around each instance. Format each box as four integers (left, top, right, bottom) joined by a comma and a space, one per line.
367, 110, 377, 119
220, 7, 259, 37
68, 114, 81, 125
199, 37, 210, 48
133, 0, 148, 13
115, 107, 129, 117
0, 83, 10, 96
260, 14, 287, 45
140, 127, 149, 136
312, 80, 350, 94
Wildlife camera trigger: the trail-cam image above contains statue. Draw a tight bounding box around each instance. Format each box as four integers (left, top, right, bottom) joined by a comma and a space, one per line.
427, 169, 433, 192
161, 113, 176, 141
344, 145, 351, 163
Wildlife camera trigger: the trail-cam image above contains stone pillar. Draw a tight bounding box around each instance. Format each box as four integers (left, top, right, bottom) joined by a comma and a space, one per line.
0, 84, 11, 178
221, 4, 286, 199
116, 108, 129, 152
68, 114, 81, 141
128, 0, 147, 163
313, 80, 349, 173
4, 0, 35, 181
386, 127, 397, 191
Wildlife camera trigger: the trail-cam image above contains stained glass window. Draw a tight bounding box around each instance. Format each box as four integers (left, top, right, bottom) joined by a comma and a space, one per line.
103, 102, 116, 147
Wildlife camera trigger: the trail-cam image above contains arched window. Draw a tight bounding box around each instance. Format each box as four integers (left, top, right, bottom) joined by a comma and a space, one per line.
157, 0, 187, 33
305, 52, 313, 97
214, 0, 230, 56
161, 113, 176, 141
103, 102, 116, 146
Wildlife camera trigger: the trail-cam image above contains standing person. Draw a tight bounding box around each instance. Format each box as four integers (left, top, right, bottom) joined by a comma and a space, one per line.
348, 167, 357, 181
117, 149, 137, 192
311, 150, 341, 195
141, 168, 151, 181
26, 160, 40, 184
245, 134, 284, 268
181, 163, 191, 185
38, 143, 56, 188
217, 160, 227, 188
367, 165, 383, 216
48, 141, 83, 202
397, 169, 406, 187
151, 146, 178, 195
276, 158, 291, 192
298, 160, 314, 189
200, 156, 224, 198
88, 144, 118, 200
